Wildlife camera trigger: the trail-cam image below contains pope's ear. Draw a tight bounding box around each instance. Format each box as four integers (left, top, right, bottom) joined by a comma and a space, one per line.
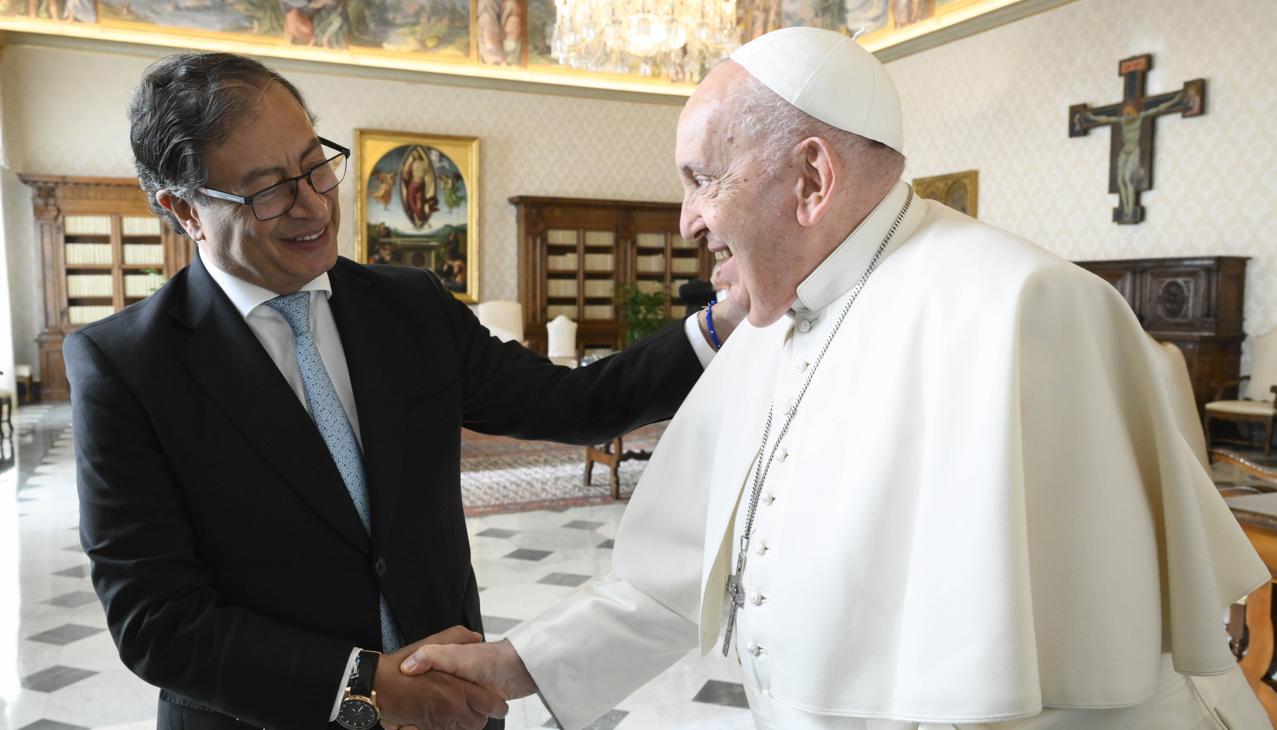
155, 190, 205, 242
792, 137, 838, 228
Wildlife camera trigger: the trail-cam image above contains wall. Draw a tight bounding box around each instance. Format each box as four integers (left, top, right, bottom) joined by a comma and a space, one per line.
0, 67, 15, 399
4, 0, 1276, 379
0, 42, 685, 377
889, 0, 1277, 356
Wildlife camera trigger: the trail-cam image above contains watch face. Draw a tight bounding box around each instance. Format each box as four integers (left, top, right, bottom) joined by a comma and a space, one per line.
337, 699, 378, 730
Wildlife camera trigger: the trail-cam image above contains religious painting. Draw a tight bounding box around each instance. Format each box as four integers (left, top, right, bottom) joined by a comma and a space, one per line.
1, 0, 1065, 94
842, 0, 889, 37
356, 130, 479, 303
523, 0, 555, 64
474, 0, 524, 65
95, 0, 471, 58
1, 0, 95, 22
914, 170, 978, 218
890, 0, 934, 28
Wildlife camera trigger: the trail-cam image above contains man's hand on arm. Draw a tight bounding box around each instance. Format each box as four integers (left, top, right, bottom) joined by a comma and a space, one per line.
372, 626, 509, 730
398, 638, 537, 701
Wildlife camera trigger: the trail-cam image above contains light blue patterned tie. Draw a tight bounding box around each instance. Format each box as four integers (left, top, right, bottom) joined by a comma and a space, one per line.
266, 291, 401, 652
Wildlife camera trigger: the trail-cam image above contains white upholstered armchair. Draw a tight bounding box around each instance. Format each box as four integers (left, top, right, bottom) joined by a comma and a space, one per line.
1205, 329, 1277, 460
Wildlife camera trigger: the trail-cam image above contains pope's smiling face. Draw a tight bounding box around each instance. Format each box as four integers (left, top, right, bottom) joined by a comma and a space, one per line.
676, 63, 802, 327
186, 82, 341, 294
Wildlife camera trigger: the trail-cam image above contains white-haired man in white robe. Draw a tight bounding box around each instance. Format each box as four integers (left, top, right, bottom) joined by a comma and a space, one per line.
395, 27, 1271, 730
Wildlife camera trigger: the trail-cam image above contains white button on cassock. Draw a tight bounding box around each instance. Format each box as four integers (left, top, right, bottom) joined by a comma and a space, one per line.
747, 641, 763, 656
778, 448, 789, 462
796, 360, 810, 372
763, 492, 776, 506
751, 593, 766, 606
755, 540, 769, 555
798, 319, 813, 333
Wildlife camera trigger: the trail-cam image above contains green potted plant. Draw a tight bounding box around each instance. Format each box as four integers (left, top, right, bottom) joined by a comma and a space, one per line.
615, 283, 672, 346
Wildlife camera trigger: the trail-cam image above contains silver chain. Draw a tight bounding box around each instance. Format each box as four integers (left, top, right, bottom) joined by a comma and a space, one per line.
723, 187, 913, 656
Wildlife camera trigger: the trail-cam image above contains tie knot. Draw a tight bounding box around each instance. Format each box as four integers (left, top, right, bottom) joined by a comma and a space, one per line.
265, 291, 312, 336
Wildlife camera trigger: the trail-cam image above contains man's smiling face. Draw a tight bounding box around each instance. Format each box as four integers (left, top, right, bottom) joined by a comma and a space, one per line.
676, 63, 801, 326
189, 81, 341, 294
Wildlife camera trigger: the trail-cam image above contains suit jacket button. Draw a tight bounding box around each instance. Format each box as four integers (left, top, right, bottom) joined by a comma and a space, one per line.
374, 557, 387, 576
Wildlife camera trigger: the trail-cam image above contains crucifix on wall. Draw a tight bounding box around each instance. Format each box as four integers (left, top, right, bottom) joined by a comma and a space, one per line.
1069, 54, 1205, 225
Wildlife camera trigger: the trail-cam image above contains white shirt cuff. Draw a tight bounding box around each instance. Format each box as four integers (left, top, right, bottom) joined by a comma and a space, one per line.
329, 647, 362, 722
683, 314, 716, 368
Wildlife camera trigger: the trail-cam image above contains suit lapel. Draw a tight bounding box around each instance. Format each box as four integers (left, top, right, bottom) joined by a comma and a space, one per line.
175, 255, 371, 554
326, 262, 406, 546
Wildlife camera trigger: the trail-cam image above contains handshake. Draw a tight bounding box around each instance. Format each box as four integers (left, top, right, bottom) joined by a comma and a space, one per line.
373, 626, 537, 730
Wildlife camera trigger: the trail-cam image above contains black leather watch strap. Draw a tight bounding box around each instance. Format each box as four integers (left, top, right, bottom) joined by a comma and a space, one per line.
352, 650, 379, 696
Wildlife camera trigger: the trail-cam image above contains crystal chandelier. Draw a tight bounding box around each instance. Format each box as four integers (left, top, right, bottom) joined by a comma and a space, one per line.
550, 0, 740, 81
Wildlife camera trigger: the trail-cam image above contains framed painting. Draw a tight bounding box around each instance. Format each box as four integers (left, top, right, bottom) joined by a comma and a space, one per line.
914, 169, 978, 218
355, 130, 479, 303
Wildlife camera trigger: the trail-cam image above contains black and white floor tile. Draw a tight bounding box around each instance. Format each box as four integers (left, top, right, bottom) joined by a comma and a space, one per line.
2, 405, 752, 729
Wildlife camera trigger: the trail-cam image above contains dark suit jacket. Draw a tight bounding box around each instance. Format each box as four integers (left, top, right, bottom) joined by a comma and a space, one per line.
65, 255, 701, 729
678, 279, 715, 318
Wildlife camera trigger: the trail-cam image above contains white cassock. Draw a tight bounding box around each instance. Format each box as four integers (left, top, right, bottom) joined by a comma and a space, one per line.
507, 181, 1271, 730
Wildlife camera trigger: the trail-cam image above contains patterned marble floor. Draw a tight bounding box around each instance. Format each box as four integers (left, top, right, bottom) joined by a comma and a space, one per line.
0, 404, 753, 730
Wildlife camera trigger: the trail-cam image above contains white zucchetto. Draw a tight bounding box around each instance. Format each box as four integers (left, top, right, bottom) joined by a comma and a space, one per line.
730, 26, 904, 153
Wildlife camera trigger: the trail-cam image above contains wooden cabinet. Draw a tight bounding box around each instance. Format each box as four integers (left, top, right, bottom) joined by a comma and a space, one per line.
1075, 256, 1247, 412
21, 175, 191, 401
512, 196, 707, 355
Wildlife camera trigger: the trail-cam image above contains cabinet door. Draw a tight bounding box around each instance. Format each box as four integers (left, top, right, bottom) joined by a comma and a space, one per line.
580, 229, 618, 321
1140, 266, 1212, 333
1095, 269, 1138, 311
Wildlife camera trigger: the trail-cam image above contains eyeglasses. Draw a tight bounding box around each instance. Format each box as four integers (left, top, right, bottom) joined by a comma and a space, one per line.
198, 137, 350, 221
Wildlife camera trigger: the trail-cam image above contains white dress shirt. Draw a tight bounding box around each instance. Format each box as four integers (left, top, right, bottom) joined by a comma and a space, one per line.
201, 256, 363, 445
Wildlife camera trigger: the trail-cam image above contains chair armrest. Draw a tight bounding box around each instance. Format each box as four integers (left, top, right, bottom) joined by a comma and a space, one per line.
1213, 376, 1248, 401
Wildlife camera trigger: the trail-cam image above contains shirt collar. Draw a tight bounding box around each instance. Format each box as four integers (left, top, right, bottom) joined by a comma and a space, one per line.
200, 248, 333, 320
792, 180, 922, 316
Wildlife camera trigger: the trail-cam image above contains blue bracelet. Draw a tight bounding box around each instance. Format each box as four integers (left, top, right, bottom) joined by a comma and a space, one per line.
705, 299, 722, 350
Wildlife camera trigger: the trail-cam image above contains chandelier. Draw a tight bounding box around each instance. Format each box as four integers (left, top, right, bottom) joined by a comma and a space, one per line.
550, 0, 740, 81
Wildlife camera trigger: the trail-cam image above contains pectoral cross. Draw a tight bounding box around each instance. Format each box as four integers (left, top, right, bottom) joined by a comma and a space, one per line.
721, 544, 749, 656
1069, 54, 1205, 225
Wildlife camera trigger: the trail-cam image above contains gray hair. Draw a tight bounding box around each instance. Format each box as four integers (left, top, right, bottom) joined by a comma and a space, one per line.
731, 73, 905, 189
128, 53, 316, 230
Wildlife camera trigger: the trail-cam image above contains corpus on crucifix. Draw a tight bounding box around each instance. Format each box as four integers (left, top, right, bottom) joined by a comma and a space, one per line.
1069, 54, 1204, 225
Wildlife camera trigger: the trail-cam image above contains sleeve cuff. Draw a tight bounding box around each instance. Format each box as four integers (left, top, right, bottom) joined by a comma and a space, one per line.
683, 314, 716, 369
329, 647, 361, 722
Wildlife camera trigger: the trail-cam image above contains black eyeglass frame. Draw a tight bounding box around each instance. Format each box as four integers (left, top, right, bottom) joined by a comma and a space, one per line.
197, 136, 351, 221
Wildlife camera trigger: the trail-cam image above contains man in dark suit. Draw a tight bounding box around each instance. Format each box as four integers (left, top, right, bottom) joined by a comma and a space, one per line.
66, 53, 742, 730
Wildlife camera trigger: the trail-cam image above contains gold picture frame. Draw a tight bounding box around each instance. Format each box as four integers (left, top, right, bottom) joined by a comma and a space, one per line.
913, 170, 978, 218
355, 130, 480, 303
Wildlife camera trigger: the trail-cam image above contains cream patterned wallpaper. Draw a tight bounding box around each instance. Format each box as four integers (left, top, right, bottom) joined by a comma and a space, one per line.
4, 0, 1276, 379
889, 0, 1277, 360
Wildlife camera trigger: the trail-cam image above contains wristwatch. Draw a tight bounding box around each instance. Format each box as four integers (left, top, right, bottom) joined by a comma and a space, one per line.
336, 650, 381, 730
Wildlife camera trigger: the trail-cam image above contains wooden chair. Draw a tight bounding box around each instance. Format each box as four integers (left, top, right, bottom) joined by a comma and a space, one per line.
14, 364, 34, 404
584, 435, 651, 501
476, 300, 525, 345
1206, 329, 1277, 460
0, 370, 14, 439
546, 315, 578, 368
1220, 450, 1277, 726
